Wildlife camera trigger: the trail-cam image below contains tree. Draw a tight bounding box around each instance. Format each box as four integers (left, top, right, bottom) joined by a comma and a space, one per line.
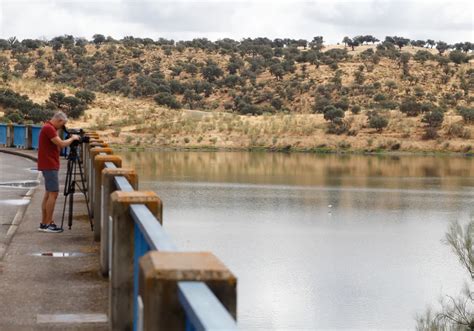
348, 39, 359, 51
436, 41, 449, 55
394, 36, 410, 50
309, 36, 324, 51
342, 36, 351, 47
92, 34, 106, 46
426, 39, 435, 48
411, 40, 426, 48
201, 59, 223, 82
416, 220, 474, 330
269, 63, 285, 80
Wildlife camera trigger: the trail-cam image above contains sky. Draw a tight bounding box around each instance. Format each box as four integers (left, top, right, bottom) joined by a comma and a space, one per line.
0, 0, 472, 44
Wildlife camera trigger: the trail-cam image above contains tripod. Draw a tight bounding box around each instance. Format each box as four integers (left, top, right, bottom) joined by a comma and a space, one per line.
60, 144, 93, 231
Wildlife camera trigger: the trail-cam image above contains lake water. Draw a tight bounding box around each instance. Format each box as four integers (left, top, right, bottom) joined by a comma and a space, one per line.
118, 150, 474, 330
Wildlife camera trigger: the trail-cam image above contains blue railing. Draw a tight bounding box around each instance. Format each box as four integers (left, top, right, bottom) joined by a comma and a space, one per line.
13, 124, 27, 148
0, 124, 7, 145
31, 125, 42, 150
0, 123, 43, 149
104, 161, 238, 331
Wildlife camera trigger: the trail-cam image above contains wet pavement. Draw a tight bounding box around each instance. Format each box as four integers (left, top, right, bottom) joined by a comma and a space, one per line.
0, 152, 39, 243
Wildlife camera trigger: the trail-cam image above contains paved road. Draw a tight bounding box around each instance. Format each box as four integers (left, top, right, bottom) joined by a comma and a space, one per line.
0, 152, 39, 242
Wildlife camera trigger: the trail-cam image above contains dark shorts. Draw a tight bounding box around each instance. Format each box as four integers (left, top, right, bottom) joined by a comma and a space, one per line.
42, 170, 59, 192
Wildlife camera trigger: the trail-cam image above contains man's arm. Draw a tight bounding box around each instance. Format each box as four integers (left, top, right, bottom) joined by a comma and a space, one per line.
51, 135, 79, 148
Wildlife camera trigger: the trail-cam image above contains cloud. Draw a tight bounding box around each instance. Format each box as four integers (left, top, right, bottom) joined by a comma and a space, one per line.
0, 0, 472, 43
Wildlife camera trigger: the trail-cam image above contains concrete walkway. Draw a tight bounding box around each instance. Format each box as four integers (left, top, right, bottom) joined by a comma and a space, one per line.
0, 149, 108, 330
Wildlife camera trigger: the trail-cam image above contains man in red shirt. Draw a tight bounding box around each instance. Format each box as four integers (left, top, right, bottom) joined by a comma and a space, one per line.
37, 111, 79, 233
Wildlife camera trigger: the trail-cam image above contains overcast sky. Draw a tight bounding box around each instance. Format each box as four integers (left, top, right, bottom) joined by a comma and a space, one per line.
0, 0, 472, 44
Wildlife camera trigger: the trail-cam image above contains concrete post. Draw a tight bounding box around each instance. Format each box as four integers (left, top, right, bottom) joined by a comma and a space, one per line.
109, 191, 162, 331
7, 124, 13, 147
26, 125, 33, 149
93, 154, 122, 242
139, 251, 237, 331
88, 147, 113, 218
83, 133, 100, 175
100, 168, 138, 277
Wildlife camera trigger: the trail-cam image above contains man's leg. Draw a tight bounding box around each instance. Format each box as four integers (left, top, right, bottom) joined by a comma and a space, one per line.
41, 191, 50, 225
44, 192, 59, 225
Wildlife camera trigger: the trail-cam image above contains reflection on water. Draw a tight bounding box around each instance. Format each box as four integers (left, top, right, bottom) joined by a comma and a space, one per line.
119, 151, 474, 330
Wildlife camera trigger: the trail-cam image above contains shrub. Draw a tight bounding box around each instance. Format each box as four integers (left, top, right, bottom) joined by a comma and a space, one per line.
422, 109, 444, 128
154, 92, 181, 109
351, 105, 361, 114
323, 106, 345, 121
326, 117, 348, 135
75, 90, 96, 104
446, 122, 471, 139
368, 112, 389, 132
458, 107, 474, 123
333, 97, 349, 111
399, 97, 421, 116
373, 93, 387, 102
422, 127, 439, 140
312, 96, 332, 113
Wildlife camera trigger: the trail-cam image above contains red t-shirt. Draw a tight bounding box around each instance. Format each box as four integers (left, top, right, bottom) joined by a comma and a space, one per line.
37, 121, 60, 170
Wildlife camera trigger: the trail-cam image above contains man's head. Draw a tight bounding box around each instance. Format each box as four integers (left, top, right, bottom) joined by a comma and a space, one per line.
50, 111, 68, 129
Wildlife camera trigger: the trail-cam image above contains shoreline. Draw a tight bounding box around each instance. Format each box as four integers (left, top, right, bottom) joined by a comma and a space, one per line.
109, 143, 474, 157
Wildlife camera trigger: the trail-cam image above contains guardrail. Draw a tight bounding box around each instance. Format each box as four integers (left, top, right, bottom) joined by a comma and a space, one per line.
0, 123, 42, 149
84, 132, 238, 331
1, 123, 238, 331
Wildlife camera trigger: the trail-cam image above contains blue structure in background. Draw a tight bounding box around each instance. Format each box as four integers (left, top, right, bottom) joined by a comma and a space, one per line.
31, 125, 42, 150
0, 124, 7, 145
13, 124, 27, 148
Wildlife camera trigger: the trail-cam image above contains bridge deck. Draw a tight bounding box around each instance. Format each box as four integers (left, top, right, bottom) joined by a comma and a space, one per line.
0, 148, 108, 330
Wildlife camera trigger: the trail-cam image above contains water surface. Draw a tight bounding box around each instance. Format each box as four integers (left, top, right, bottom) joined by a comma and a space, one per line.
119, 151, 474, 330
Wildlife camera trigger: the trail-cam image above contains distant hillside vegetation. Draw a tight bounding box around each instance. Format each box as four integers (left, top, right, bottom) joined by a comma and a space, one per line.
0, 35, 472, 153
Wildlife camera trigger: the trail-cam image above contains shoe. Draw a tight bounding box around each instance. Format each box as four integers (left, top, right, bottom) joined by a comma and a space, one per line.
38, 223, 48, 232
38, 223, 63, 233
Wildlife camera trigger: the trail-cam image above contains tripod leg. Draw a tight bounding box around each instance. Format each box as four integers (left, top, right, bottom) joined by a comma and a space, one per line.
60, 192, 69, 230
76, 156, 94, 231
68, 181, 75, 230
60, 159, 74, 230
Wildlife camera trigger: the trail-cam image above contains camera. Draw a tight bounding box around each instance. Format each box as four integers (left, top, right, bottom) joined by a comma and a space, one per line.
63, 126, 90, 146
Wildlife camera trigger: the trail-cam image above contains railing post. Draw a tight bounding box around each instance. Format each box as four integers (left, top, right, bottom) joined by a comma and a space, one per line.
6, 124, 13, 147
139, 251, 237, 331
93, 154, 122, 242
26, 125, 32, 149
110, 191, 162, 331
100, 168, 138, 277
82, 132, 99, 183
0, 123, 7, 146
87, 140, 108, 188
88, 146, 112, 218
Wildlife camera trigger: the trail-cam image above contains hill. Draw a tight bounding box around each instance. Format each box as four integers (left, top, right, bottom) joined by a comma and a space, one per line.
0, 36, 472, 153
